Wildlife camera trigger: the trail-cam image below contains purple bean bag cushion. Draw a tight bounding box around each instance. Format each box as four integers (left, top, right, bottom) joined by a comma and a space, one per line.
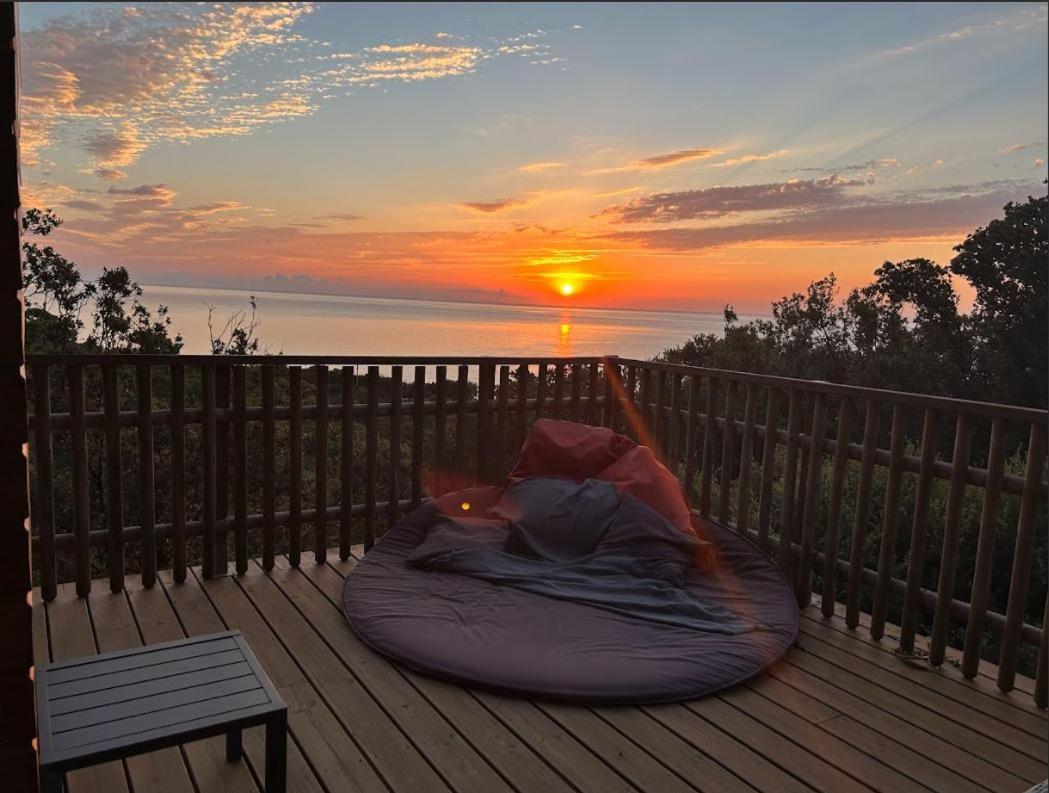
344, 486, 798, 704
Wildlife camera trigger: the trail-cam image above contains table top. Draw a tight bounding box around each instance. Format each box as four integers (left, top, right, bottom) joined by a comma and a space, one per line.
37, 630, 284, 766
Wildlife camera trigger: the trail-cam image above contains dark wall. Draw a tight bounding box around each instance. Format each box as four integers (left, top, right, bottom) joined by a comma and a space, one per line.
0, 4, 38, 791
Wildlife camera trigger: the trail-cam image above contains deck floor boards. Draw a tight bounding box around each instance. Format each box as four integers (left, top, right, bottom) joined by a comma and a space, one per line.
36, 563, 1047, 793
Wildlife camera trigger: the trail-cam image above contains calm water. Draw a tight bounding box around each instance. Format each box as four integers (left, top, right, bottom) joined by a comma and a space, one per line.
142, 285, 746, 359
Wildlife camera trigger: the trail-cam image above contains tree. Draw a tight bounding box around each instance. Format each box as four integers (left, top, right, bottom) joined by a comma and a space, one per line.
21, 208, 184, 354
950, 190, 1048, 408
208, 295, 264, 355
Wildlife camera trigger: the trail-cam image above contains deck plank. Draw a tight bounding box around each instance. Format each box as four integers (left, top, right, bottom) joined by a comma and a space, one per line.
795, 616, 1047, 757
771, 656, 1027, 791
45, 582, 130, 793
125, 579, 260, 793
263, 556, 513, 792
785, 644, 1044, 783
303, 552, 577, 793
85, 581, 197, 793
46, 565, 1048, 793
745, 673, 980, 793
161, 570, 335, 793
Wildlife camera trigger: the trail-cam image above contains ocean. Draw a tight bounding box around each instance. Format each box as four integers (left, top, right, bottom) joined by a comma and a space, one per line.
141, 284, 749, 360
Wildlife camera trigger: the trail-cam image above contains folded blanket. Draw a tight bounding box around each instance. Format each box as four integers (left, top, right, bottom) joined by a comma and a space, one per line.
407, 491, 762, 635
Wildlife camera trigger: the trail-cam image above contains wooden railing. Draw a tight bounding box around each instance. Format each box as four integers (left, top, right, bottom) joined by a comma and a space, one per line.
25, 353, 1049, 706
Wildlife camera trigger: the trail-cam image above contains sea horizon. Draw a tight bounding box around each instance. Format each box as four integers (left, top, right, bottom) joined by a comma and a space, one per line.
141, 283, 762, 360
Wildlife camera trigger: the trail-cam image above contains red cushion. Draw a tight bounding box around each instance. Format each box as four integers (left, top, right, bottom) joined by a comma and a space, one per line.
509, 419, 635, 481
597, 446, 693, 536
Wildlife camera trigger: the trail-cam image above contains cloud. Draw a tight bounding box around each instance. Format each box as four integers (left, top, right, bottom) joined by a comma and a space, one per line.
462, 196, 528, 213
605, 184, 1042, 250
20, 4, 566, 179
604, 175, 866, 223
322, 212, 365, 222
709, 150, 790, 168
633, 148, 725, 170
999, 142, 1044, 154
518, 161, 566, 173
866, 7, 1047, 61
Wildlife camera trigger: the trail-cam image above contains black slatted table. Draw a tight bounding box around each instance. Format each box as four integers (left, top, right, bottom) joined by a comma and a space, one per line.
36, 630, 287, 793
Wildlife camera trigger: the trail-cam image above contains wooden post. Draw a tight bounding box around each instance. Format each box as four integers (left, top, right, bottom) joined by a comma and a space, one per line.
929, 412, 973, 665
899, 408, 939, 651
651, 370, 666, 456
214, 363, 230, 572
667, 373, 683, 471
514, 363, 528, 451
454, 365, 468, 477
1035, 592, 1048, 709
683, 375, 702, 506
385, 365, 400, 529
998, 423, 1048, 692
699, 377, 718, 516
570, 363, 582, 422
232, 366, 247, 575
170, 364, 187, 582
364, 366, 379, 551
102, 364, 124, 591
796, 391, 828, 605
845, 399, 881, 628
411, 366, 425, 509
625, 366, 638, 439
496, 365, 510, 480
535, 362, 547, 420
821, 396, 854, 617
32, 365, 55, 601
756, 387, 781, 552
870, 403, 907, 640
553, 364, 564, 419
135, 364, 155, 588
288, 367, 303, 567
433, 366, 447, 494
261, 365, 276, 570
315, 365, 330, 557
587, 362, 599, 426
776, 390, 803, 575
735, 383, 759, 534
717, 380, 738, 524
340, 366, 355, 557
603, 359, 619, 431
201, 364, 218, 578
67, 364, 91, 597
477, 363, 494, 483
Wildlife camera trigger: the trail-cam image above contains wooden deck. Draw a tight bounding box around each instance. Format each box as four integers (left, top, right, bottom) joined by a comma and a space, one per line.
34, 553, 1047, 793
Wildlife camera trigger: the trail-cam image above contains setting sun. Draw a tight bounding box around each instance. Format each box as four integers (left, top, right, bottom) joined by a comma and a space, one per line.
560, 283, 574, 296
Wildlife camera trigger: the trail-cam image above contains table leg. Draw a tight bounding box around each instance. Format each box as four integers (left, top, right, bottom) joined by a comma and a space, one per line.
265, 711, 287, 793
226, 727, 242, 761
40, 769, 64, 793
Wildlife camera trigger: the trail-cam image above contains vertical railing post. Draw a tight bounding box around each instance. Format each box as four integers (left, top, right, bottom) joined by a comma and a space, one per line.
796, 391, 828, 605
683, 374, 701, 506
232, 365, 247, 575
454, 364, 468, 477
201, 363, 218, 578
535, 362, 547, 421
699, 376, 718, 516
870, 402, 907, 639
604, 359, 620, 431
570, 362, 582, 422
717, 379, 738, 524
667, 373, 683, 471
261, 365, 276, 570
929, 412, 973, 665
552, 364, 564, 419
433, 366, 447, 495
735, 383, 759, 535
215, 363, 230, 573
364, 366, 379, 551
385, 365, 400, 530
340, 366, 355, 558
845, 399, 881, 627
315, 364, 330, 558
496, 365, 510, 480
514, 363, 528, 451
288, 366, 303, 567
32, 364, 56, 601
821, 396, 854, 617
900, 407, 940, 651
587, 362, 599, 426
411, 366, 425, 510
170, 364, 187, 582
136, 363, 155, 588
102, 364, 123, 592
998, 422, 1048, 692
67, 363, 91, 597
776, 390, 803, 575
477, 363, 494, 483
756, 387, 780, 552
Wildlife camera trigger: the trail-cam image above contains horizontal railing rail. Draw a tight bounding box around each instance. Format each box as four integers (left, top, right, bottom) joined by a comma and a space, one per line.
24, 353, 1049, 707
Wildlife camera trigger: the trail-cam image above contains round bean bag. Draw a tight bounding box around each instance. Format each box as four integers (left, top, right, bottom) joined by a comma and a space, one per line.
343, 485, 798, 704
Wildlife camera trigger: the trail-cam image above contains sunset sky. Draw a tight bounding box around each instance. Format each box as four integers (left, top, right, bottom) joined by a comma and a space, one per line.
18, 2, 1049, 312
